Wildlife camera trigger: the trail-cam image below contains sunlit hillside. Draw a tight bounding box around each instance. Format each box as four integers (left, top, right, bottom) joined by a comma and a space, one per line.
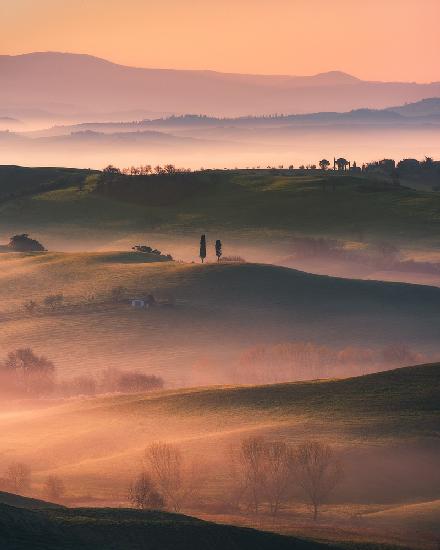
1, 251, 440, 385
0, 364, 438, 548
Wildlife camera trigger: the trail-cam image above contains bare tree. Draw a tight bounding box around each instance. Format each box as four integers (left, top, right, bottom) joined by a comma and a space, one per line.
44, 475, 65, 500
6, 462, 31, 493
263, 441, 294, 517
225, 444, 249, 512
145, 442, 186, 512
295, 441, 343, 520
128, 471, 164, 510
238, 436, 266, 514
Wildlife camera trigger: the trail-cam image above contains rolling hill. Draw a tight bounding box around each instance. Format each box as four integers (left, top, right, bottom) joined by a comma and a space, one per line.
0, 253, 440, 385
0, 364, 438, 522
1, 168, 440, 251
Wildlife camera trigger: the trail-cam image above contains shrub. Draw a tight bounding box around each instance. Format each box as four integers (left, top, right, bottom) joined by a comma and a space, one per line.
8, 234, 45, 252
2, 348, 55, 396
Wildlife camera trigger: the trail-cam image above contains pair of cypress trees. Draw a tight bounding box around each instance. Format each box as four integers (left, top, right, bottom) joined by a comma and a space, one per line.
200, 235, 222, 263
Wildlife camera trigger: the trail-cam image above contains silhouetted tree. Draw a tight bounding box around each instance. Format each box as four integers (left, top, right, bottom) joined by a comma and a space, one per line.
200, 235, 207, 263
423, 156, 434, 168
238, 436, 266, 514
334, 157, 349, 171
145, 442, 186, 512
295, 441, 343, 520
397, 158, 420, 172
263, 441, 294, 517
128, 471, 164, 510
319, 159, 330, 171
215, 240, 222, 262
102, 165, 121, 175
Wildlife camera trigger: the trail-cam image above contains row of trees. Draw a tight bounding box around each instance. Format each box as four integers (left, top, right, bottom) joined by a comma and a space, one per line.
103, 164, 192, 176
4, 438, 342, 520
128, 438, 343, 521
0, 348, 164, 398
0, 462, 65, 501
235, 341, 423, 384
101, 157, 438, 178
189, 341, 424, 386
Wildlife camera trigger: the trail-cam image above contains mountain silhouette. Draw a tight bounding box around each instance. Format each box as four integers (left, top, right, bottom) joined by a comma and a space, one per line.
2, 52, 440, 117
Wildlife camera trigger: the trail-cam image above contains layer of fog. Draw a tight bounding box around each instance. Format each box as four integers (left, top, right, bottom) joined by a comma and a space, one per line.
1, 127, 439, 170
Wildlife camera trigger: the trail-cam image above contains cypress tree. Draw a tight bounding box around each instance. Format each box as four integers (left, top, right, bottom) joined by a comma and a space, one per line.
215, 239, 222, 262
199, 235, 207, 263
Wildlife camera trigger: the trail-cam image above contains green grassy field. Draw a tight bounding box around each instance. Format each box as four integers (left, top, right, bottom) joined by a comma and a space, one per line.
1, 167, 440, 251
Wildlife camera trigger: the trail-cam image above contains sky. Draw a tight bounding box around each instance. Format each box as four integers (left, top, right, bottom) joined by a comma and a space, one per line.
1, 0, 439, 82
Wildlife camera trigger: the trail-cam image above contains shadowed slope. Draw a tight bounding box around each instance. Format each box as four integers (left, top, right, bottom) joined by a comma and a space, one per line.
0, 503, 338, 550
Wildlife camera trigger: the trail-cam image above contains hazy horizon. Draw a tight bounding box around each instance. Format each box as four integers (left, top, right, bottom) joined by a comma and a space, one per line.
2, 0, 440, 82
1, 3, 439, 548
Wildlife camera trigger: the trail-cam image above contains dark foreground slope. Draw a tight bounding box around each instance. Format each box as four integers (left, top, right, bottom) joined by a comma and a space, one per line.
0, 504, 337, 550
0, 491, 63, 511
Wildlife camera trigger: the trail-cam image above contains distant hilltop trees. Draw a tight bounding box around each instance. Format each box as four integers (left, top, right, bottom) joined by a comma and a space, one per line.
100, 156, 439, 178
6, 234, 46, 252
103, 164, 192, 176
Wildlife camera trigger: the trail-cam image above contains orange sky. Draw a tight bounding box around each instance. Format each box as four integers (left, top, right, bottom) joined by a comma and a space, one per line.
1, 0, 439, 82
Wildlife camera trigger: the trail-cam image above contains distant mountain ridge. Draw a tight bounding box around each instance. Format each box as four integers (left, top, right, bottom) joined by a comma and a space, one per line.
19, 97, 440, 140
1, 52, 440, 117
386, 97, 440, 117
